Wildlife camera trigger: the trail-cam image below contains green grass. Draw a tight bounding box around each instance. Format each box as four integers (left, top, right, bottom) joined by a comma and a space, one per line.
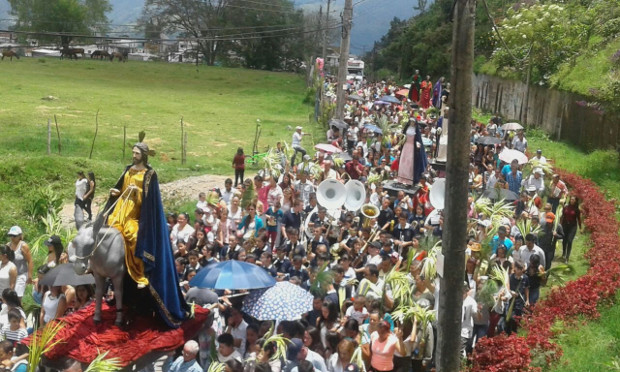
528, 130, 620, 371
0, 58, 317, 238
550, 37, 620, 97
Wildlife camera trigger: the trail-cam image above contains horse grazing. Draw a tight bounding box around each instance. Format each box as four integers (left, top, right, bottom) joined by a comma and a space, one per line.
91, 50, 110, 60
61, 48, 84, 60
1, 50, 19, 61
110, 52, 127, 62
71, 213, 126, 326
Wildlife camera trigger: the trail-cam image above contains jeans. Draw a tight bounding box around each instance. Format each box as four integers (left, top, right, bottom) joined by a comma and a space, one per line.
234, 169, 244, 187
530, 286, 540, 305
291, 146, 306, 167
562, 223, 578, 261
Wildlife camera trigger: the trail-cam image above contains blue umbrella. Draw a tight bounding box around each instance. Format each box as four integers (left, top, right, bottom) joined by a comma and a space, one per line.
242, 281, 314, 321
190, 260, 276, 290
364, 124, 383, 134
380, 95, 401, 104
374, 100, 390, 105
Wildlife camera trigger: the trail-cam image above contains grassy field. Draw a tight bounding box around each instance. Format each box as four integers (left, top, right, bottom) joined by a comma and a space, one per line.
0, 58, 316, 240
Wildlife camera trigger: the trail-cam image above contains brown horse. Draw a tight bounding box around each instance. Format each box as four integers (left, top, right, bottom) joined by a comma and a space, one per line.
109, 52, 127, 62
60, 48, 84, 60
91, 50, 110, 59
1, 50, 20, 61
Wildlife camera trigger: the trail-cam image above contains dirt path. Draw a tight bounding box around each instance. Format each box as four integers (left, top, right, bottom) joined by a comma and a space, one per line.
60, 174, 231, 226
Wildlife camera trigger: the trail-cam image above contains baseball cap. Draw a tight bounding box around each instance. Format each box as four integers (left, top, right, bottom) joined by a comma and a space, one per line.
7, 226, 22, 236
390, 252, 399, 261
536, 149, 542, 153
296, 126, 303, 130
545, 212, 555, 224
370, 241, 382, 250
287, 338, 304, 360
303, 154, 310, 161
44, 235, 62, 247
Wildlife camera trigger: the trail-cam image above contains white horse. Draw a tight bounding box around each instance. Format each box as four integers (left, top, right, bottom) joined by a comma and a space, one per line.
71, 214, 126, 326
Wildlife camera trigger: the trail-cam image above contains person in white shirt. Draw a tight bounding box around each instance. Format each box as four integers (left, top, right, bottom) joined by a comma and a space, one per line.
532, 149, 547, 164
196, 192, 208, 212
217, 333, 243, 363
521, 168, 545, 195
344, 296, 368, 324
516, 233, 546, 269
461, 283, 479, 357
292, 126, 310, 166
74, 171, 89, 221
221, 178, 238, 205
512, 131, 528, 153
170, 213, 195, 251
294, 172, 315, 208
226, 306, 248, 356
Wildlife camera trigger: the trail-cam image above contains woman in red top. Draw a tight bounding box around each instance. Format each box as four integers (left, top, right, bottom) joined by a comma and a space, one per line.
560, 195, 582, 263
232, 147, 246, 187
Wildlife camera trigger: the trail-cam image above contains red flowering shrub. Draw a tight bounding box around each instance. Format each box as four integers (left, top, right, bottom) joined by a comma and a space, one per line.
470, 334, 541, 372
470, 167, 620, 370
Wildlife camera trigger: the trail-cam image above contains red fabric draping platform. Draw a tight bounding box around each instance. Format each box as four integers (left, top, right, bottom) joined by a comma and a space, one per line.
22, 302, 209, 367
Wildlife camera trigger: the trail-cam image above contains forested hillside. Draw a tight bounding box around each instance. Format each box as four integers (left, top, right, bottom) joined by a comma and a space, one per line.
366, 0, 619, 108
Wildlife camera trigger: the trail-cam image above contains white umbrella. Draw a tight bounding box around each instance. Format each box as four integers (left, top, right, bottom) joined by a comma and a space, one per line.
499, 148, 528, 165
501, 122, 523, 131
315, 143, 343, 154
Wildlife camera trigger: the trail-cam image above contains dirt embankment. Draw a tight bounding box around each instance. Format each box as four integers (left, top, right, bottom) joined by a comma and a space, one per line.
60, 174, 231, 226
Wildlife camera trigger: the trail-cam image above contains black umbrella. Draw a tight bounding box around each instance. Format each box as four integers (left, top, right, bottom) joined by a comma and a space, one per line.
348, 94, 364, 101
328, 119, 348, 130
40, 263, 96, 287
379, 95, 401, 104
476, 136, 501, 145
482, 188, 519, 202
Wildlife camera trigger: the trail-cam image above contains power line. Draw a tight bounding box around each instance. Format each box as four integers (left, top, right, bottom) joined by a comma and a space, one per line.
0, 22, 343, 43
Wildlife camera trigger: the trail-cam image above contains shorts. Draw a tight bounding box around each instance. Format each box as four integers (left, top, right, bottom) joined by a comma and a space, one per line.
15, 274, 27, 297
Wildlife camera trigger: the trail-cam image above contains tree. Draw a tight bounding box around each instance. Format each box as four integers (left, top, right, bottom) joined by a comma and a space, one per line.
142, 0, 231, 66
9, 0, 111, 47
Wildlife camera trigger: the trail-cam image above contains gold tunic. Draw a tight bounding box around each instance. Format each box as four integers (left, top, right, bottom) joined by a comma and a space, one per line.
107, 168, 149, 286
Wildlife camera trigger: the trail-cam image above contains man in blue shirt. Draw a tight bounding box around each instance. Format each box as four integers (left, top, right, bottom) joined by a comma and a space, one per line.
491, 226, 514, 255
505, 161, 523, 195
164, 340, 202, 372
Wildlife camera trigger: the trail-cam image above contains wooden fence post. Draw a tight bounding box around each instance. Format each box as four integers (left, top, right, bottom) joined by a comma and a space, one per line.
122, 125, 127, 162
89, 109, 99, 159
180, 116, 185, 165
47, 119, 51, 155
54, 114, 61, 155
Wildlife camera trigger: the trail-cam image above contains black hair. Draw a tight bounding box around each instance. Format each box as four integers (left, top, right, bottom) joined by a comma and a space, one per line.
2, 289, 21, 308
0, 245, 14, 262
255, 362, 272, 372
217, 333, 235, 347
7, 308, 23, 322
0, 340, 12, 354
298, 360, 314, 372
247, 323, 260, 334
332, 264, 344, 274
525, 233, 536, 242
226, 359, 244, 372
367, 264, 379, 278
187, 250, 199, 258
344, 318, 360, 333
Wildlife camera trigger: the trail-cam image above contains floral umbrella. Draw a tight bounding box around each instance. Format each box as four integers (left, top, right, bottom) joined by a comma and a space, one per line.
241, 281, 314, 321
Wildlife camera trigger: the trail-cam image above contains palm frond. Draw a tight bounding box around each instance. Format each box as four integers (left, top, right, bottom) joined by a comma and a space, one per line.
544, 264, 575, 286
27, 322, 65, 372
262, 331, 291, 361
476, 280, 499, 309
489, 265, 510, 289
390, 303, 435, 339
261, 150, 285, 179
206, 191, 220, 207
384, 268, 412, 307
351, 346, 367, 372
516, 218, 540, 239
207, 362, 227, 372
367, 174, 382, 186
84, 351, 122, 372
421, 241, 442, 281
241, 182, 256, 210
332, 156, 344, 169
310, 262, 334, 297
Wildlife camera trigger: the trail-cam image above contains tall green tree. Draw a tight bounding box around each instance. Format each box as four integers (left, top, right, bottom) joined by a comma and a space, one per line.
9, 0, 111, 47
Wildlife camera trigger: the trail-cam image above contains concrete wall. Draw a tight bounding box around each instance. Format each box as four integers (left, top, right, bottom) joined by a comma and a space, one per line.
472, 74, 620, 152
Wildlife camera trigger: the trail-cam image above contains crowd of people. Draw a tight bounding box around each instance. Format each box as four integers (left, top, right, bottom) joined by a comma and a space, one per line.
156, 77, 582, 372
0, 76, 583, 372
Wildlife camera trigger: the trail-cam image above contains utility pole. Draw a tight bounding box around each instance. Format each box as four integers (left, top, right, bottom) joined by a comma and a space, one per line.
436, 0, 476, 370
335, 0, 353, 120
321, 0, 332, 63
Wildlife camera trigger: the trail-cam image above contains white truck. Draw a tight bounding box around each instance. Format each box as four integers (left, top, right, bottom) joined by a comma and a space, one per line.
346, 58, 364, 82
